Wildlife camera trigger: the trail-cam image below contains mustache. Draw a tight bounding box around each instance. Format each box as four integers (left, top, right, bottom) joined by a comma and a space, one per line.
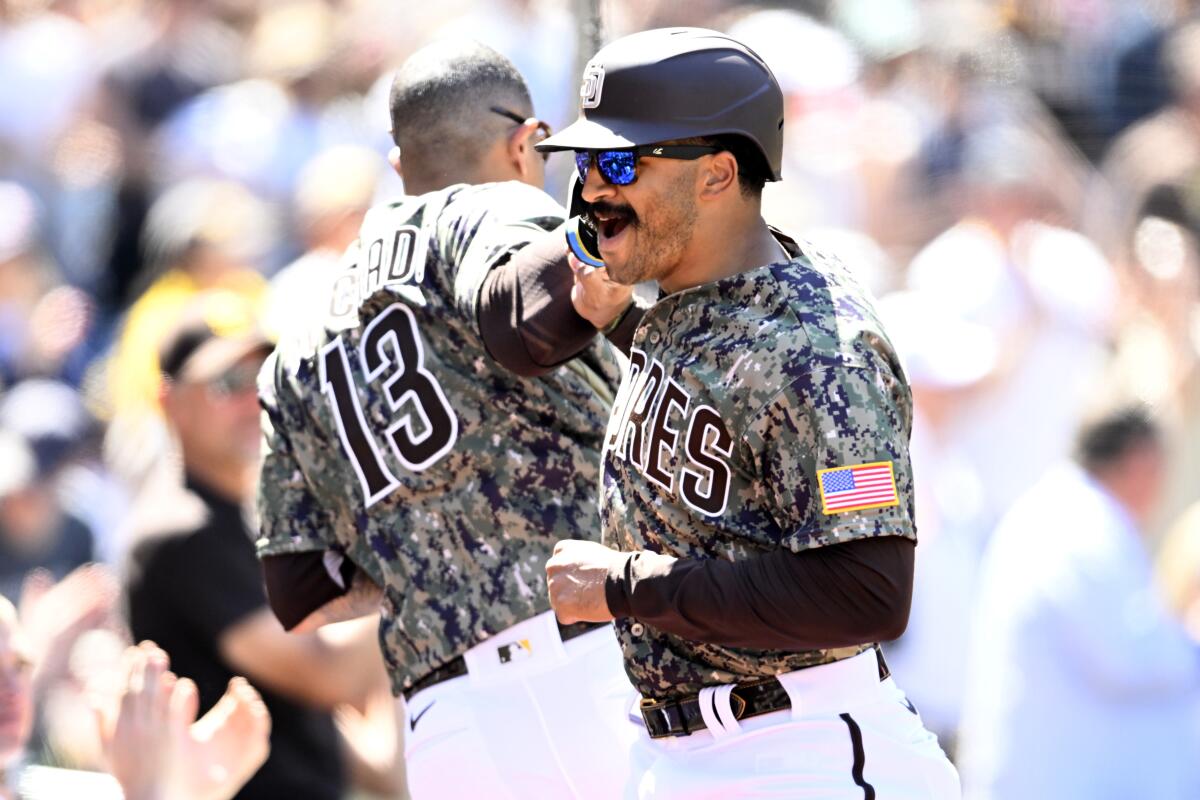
585, 201, 638, 227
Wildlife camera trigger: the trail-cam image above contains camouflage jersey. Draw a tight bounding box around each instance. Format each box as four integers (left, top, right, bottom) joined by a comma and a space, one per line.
602, 234, 916, 701
257, 181, 621, 693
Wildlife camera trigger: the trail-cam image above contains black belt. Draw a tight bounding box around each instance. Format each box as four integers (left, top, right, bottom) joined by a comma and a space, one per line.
402, 620, 607, 700
640, 645, 890, 739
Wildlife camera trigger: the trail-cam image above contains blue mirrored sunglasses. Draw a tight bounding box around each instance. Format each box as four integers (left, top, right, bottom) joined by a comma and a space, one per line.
574, 145, 720, 186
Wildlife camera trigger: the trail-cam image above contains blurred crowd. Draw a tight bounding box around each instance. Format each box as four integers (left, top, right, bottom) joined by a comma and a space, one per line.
2, 0, 1200, 797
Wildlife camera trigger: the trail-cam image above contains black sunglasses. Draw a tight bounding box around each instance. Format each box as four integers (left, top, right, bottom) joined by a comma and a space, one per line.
573, 145, 720, 186
490, 106, 552, 162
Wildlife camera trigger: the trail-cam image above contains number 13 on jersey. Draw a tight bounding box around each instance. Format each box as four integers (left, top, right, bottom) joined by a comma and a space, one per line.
318, 303, 458, 506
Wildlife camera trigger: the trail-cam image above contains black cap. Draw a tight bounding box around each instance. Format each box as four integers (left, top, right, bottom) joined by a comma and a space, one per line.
537, 28, 784, 180
158, 291, 271, 383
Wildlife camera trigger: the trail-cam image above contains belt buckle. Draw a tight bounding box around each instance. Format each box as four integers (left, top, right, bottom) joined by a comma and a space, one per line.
641, 698, 691, 738
727, 689, 749, 719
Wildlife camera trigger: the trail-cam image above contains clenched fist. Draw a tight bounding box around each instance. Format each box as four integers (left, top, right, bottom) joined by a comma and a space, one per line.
546, 539, 626, 624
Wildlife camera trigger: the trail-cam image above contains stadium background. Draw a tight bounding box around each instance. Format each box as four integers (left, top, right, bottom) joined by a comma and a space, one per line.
1, 0, 1199, 796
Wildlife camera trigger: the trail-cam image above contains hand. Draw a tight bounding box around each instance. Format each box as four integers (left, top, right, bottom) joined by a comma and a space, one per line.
546, 539, 625, 624
104, 642, 271, 800
106, 642, 175, 800
568, 252, 633, 330
333, 687, 406, 797
20, 565, 118, 693
180, 675, 271, 800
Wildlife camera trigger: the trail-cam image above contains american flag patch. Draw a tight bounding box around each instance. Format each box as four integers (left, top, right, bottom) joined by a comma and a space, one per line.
817, 461, 899, 514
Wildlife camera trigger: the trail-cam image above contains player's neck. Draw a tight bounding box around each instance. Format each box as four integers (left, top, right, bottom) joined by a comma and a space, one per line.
659, 213, 780, 294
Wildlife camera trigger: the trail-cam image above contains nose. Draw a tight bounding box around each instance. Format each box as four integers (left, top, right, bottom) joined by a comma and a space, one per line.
580, 159, 615, 204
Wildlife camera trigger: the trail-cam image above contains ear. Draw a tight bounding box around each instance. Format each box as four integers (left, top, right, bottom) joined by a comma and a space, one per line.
387, 146, 403, 179
505, 122, 537, 181
699, 151, 738, 200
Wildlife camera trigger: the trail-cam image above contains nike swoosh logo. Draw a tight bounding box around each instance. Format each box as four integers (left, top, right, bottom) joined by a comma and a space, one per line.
409, 701, 435, 731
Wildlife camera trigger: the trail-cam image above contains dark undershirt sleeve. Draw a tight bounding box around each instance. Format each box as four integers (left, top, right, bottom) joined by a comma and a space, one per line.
478, 229, 644, 375
261, 551, 356, 631
604, 536, 914, 651
601, 300, 642, 356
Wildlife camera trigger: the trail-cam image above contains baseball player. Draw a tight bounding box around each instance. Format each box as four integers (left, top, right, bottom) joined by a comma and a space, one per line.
255, 41, 636, 798
540, 29, 962, 798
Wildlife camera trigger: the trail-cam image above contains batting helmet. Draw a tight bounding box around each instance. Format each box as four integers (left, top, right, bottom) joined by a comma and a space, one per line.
536, 28, 785, 180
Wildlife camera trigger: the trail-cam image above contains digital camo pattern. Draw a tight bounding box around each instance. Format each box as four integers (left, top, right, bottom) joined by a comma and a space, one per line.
257, 181, 621, 693
601, 235, 916, 700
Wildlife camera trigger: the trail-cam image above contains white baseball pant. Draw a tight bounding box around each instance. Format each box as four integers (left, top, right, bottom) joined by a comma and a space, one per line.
624, 648, 961, 799
403, 611, 637, 799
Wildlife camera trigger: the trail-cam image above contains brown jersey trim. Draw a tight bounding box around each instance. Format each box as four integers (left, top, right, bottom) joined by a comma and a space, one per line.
478, 230, 643, 376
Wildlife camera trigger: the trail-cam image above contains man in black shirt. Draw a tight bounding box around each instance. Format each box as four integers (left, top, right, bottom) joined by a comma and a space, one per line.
123, 291, 388, 799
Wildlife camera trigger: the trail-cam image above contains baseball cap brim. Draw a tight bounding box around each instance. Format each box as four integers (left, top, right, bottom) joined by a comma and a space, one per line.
538, 114, 725, 153
537, 117, 638, 152
178, 334, 272, 384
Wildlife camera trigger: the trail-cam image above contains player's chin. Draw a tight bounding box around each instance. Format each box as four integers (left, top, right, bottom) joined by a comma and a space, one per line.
601, 246, 647, 286
604, 259, 643, 286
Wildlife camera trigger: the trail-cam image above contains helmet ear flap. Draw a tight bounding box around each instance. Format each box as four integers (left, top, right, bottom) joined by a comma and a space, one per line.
566, 170, 589, 218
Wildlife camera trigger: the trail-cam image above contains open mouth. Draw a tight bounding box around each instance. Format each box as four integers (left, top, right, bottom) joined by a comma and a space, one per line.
589, 205, 635, 246
600, 216, 631, 239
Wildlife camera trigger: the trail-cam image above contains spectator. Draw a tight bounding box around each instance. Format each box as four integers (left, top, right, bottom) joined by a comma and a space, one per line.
1106, 179, 1200, 531
122, 291, 395, 800
0, 379, 106, 595
958, 405, 1200, 799
0, 590, 119, 799
105, 179, 272, 422
877, 289, 999, 752
1101, 18, 1200, 254
906, 123, 1117, 528
104, 641, 271, 800
261, 145, 381, 344
101, 180, 272, 502
0, 430, 93, 604
2, 593, 268, 800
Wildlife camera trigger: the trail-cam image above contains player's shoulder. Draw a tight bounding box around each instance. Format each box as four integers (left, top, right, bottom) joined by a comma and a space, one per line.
660, 232, 904, 419
437, 180, 564, 220
693, 232, 891, 365
433, 181, 566, 248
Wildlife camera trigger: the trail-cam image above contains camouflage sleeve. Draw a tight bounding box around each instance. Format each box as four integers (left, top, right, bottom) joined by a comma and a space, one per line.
255, 349, 340, 559
434, 182, 566, 324
743, 352, 916, 553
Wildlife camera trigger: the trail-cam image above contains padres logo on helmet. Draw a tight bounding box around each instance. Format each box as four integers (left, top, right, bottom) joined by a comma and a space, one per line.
580, 63, 604, 108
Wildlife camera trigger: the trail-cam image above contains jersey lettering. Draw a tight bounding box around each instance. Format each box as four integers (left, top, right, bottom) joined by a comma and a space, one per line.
320, 302, 457, 506
319, 336, 399, 506
608, 348, 647, 457
360, 304, 458, 471
643, 377, 689, 493
609, 352, 734, 516
365, 225, 426, 296
622, 358, 664, 468
680, 405, 734, 517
